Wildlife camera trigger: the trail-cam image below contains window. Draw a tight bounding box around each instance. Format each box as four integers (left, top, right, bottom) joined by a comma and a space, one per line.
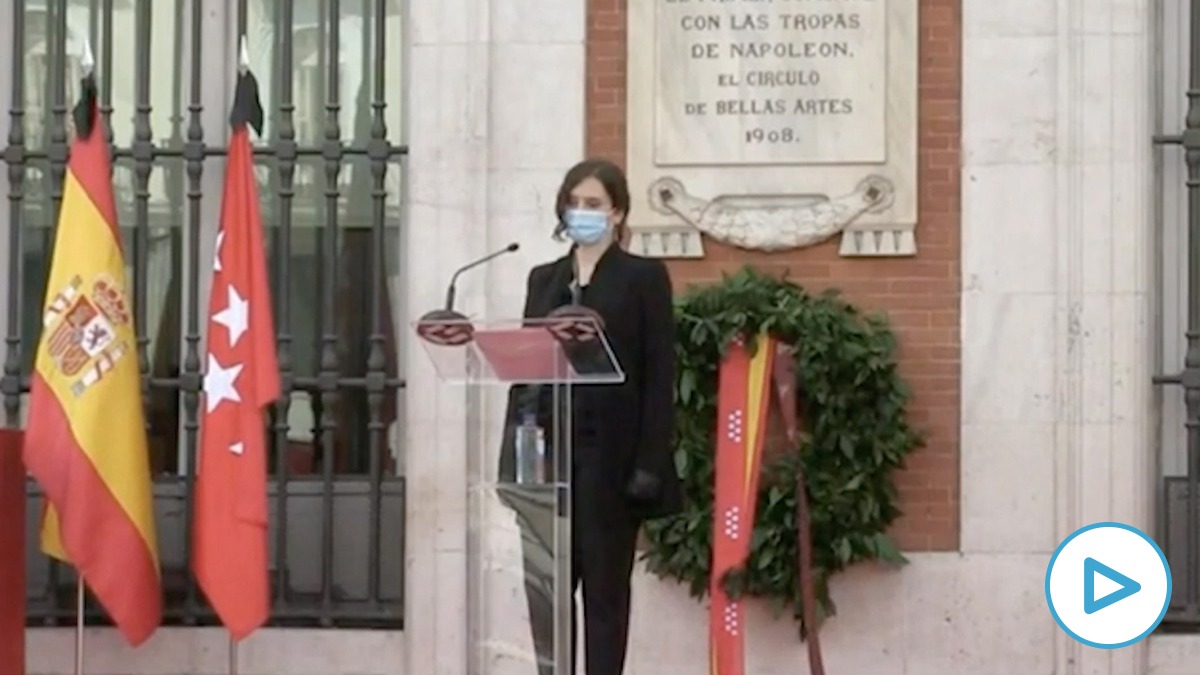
1157, 0, 1200, 627
1, 0, 407, 628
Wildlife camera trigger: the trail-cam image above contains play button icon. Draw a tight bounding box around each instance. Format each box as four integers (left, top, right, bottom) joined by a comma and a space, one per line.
1046, 522, 1171, 649
1083, 557, 1141, 614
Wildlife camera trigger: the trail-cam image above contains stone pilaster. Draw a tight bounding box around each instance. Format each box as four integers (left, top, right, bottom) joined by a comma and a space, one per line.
402, 1, 586, 673
961, 0, 1157, 672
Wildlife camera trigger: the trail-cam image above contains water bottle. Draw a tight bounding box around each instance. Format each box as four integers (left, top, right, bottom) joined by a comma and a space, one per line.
514, 413, 545, 485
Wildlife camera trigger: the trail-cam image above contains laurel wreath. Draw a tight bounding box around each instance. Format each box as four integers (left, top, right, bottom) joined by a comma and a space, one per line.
640, 266, 923, 635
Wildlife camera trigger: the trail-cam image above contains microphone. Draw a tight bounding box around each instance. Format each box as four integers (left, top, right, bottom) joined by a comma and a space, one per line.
445, 242, 520, 312
416, 242, 519, 346
569, 256, 581, 305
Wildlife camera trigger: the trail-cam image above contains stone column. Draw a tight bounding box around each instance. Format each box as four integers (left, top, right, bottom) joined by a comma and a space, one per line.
402, 1, 587, 673
961, 0, 1156, 672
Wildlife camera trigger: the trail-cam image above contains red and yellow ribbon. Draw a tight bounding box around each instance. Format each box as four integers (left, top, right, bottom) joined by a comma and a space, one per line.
710, 333, 776, 675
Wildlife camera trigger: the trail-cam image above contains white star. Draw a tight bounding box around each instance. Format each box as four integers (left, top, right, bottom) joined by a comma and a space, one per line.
213, 230, 225, 272
212, 284, 249, 347
229, 442, 244, 455
203, 354, 243, 413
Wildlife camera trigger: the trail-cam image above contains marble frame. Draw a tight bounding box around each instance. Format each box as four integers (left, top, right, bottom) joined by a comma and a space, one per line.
624, 0, 920, 258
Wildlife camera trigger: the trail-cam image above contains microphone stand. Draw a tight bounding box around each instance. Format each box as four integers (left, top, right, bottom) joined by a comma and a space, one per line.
416, 243, 519, 346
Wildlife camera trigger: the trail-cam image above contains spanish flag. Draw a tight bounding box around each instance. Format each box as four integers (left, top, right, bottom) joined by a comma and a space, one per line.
22, 60, 162, 646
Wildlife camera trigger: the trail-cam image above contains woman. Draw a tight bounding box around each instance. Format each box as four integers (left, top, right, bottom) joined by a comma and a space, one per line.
500, 158, 682, 675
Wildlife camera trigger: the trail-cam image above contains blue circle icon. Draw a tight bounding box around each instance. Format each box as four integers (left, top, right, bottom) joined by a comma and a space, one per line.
1045, 521, 1171, 649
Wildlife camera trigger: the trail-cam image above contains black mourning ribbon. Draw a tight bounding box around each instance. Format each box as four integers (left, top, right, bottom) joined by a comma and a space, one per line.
72, 72, 98, 140
230, 70, 264, 136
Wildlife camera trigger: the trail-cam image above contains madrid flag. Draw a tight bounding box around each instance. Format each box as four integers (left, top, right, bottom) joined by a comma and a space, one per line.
23, 67, 162, 645
192, 65, 279, 641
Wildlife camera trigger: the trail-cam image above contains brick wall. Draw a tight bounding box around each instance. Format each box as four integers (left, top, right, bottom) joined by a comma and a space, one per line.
587, 0, 962, 551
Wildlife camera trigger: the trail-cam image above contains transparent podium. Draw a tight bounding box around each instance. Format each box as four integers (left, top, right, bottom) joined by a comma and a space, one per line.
414, 314, 624, 675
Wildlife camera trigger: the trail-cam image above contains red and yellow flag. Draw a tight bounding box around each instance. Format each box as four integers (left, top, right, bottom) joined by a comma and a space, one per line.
22, 70, 161, 646
710, 333, 776, 675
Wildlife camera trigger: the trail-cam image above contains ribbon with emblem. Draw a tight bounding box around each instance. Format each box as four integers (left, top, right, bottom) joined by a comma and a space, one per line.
710, 333, 776, 675
711, 337, 825, 675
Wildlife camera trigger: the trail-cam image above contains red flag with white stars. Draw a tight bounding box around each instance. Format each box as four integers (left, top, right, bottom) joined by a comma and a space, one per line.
193, 66, 278, 641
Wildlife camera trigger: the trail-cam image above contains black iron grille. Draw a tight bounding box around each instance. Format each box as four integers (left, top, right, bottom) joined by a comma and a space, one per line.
1155, 0, 1200, 630
1, 0, 408, 629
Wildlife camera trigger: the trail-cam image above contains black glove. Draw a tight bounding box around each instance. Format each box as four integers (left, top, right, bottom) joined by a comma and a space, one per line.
624, 468, 662, 503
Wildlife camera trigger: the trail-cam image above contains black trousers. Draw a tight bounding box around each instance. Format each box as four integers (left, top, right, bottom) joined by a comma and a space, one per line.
515, 483, 640, 675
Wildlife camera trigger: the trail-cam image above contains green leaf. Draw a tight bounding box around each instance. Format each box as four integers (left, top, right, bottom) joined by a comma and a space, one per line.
872, 533, 908, 565
641, 264, 922, 641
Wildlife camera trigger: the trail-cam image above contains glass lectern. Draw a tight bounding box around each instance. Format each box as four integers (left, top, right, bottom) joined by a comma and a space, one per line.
414, 314, 624, 675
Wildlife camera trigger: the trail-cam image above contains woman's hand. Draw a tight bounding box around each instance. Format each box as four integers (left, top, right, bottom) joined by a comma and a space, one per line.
624, 468, 662, 503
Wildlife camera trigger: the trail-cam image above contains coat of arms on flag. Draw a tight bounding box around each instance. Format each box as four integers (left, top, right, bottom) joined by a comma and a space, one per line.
42, 273, 133, 396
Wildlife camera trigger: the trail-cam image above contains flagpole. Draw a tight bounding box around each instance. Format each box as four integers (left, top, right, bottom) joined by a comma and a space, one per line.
223, 38, 252, 675
74, 578, 85, 675
74, 38, 93, 675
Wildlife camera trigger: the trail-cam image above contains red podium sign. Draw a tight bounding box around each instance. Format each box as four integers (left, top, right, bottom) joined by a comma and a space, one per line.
0, 429, 24, 675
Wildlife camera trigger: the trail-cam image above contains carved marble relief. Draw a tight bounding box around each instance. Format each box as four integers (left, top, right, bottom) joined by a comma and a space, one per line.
648, 175, 895, 252
624, 0, 919, 259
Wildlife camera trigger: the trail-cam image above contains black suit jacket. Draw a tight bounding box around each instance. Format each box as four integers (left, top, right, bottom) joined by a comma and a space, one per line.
499, 244, 683, 522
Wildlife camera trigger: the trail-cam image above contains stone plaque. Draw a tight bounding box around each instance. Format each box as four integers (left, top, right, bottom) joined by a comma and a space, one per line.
655, 0, 888, 166
626, 0, 919, 258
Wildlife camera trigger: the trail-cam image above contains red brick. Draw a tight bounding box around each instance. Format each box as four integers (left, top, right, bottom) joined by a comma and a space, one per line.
586, 0, 962, 552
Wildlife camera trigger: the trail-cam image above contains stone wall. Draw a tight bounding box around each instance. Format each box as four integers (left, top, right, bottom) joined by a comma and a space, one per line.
10, 0, 1186, 672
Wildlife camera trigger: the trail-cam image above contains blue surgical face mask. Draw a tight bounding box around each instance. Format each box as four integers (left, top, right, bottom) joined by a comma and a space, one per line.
563, 208, 610, 245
